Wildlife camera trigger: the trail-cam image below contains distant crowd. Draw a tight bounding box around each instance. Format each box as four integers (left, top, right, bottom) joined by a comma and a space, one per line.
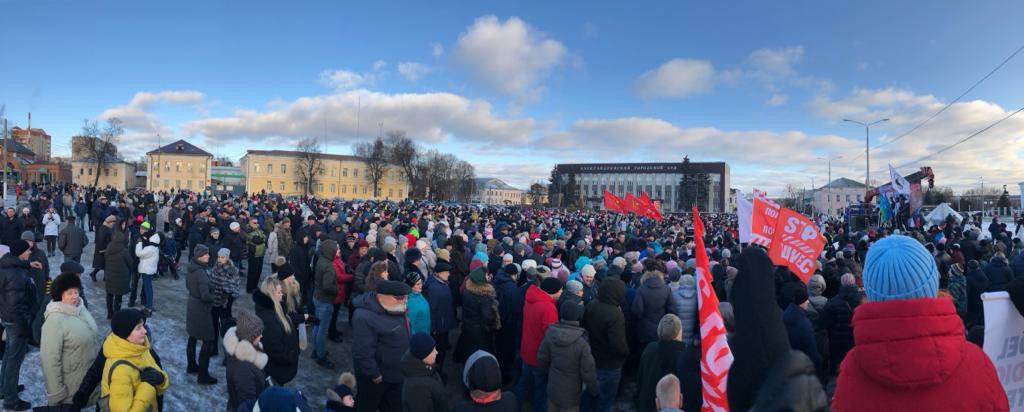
0, 183, 1014, 411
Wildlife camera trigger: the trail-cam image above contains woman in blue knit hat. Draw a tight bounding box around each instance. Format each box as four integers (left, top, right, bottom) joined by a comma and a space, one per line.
832, 235, 1007, 411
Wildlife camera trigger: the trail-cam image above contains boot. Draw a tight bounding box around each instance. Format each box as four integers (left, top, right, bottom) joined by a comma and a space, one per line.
197, 374, 218, 385
316, 356, 336, 370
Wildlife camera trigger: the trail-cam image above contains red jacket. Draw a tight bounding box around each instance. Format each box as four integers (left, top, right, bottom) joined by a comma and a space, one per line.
520, 285, 558, 366
333, 256, 353, 305
832, 298, 1007, 411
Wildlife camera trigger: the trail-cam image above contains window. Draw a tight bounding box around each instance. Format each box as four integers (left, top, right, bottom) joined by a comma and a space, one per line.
836, 194, 841, 201
330, 184, 335, 193
279, 182, 285, 191
268, 164, 273, 174
363, 185, 367, 195
267, 181, 272, 191
319, 168, 325, 176
281, 164, 286, 174
352, 184, 357, 194
79, 168, 84, 175
845, 194, 851, 202
188, 163, 193, 172
175, 162, 180, 172
331, 168, 336, 177
113, 169, 117, 176
104, 168, 109, 176
398, 189, 403, 198
341, 185, 347, 193
318, 183, 324, 192
152, 162, 158, 171
175, 180, 181, 189
255, 164, 260, 173
293, 182, 300, 192
343, 168, 348, 177
353, 169, 359, 178
857, 195, 862, 202
388, 188, 394, 198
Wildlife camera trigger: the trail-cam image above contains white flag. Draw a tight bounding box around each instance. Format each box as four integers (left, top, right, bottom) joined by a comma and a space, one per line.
737, 190, 753, 243
889, 164, 911, 196
982, 291, 1023, 410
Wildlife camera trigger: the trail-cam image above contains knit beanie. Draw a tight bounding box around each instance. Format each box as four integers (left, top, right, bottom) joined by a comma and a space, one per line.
235, 308, 264, 343
434, 248, 450, 262
111, 309, 145, 340
559, 300, 584, 322
404, 247, 422, 263
565, 280, 583, 295
468, 267, 487, 285
863, 235, 939, 301
218, 248, 231, 258
8, 240, 29, 257
276, 263, 296, 281
60, 261, 85, 275
51, 273, 83, 302
409, 332, 436, 360
541, 277, 563, 294
193, 244, 210, 258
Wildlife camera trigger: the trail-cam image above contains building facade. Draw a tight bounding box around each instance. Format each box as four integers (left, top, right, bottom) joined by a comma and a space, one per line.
811, 177, 868, 217
239, 150, 409, 199
473, 178, 524, 205
146, 139, 213, 192
553, 160, 731, 214
10, 126, 51, 162
72, 157, 137, 190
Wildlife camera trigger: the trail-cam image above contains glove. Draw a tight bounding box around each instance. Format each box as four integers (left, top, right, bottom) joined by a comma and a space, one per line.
139, 367, 165, 387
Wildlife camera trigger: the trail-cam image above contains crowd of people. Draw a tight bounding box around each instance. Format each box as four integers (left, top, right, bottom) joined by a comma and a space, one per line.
0, 182, 1016, 411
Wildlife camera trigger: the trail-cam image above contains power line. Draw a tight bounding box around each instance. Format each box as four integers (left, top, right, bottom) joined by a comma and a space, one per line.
848, 42, 1024, 162
897, 105, 1024, 168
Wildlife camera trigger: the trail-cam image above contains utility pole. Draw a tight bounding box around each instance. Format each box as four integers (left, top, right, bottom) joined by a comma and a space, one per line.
843, 118, 889, 190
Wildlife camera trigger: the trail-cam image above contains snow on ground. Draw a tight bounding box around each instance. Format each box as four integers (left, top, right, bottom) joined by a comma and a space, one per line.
14, 224, 642, 410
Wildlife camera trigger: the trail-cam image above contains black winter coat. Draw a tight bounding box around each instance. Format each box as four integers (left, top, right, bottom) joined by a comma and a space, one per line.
290, 240, 313, 290
0, 215, 23, 246
0, 254, 37, 331
186, 258, 216, 340
351, 292, 411, 383
537, 321, 598, 409
750, 350, 829, 411
93, 225, 112, 270
455, 284, 498, 363
782, 304, 821, 373
966, 267, 990, 325
103, 230, 132, 297
252, 289, 299, 384
635, 339, 685, 412
631, 274, 673, 345
821, 286, 857, 371
583, 278, 629, 370
986, 257, 1014, 291
223, 327, 268, 412
400, 353, 449, 412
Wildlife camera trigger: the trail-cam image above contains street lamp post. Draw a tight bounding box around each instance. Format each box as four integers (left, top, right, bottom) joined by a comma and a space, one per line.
817, 155, 842, 216
843, 118, 889, 189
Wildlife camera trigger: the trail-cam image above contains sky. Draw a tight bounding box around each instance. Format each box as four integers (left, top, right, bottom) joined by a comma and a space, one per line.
2, 0, 1024, 195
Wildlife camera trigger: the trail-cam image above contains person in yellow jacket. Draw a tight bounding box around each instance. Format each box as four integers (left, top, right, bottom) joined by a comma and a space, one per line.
100, 309, 169, 412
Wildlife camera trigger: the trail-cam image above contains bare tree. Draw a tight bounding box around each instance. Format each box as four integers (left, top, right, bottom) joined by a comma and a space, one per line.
385, 130, 421, 197
80, 117, 124, 187
528, 183, 546, 206
295, 137, 323, 196
353, 136, 388, 198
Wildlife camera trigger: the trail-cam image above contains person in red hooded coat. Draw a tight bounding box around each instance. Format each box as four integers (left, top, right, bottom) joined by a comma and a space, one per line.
832, 235, 1008, 411
515, 277, 562, 412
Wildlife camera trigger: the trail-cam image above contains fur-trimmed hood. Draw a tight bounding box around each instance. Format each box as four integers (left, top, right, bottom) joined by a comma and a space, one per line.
465, 276, 496, 298
223, 326, 268, 370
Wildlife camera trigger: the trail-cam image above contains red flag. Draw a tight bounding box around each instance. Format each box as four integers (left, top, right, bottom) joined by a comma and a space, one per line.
623, 193, 639, 214
603, 190, 625, 213
692, 206, 733, 412
639, 191, 663, 220
767, 208, 826, 284
750, 197, 781, 248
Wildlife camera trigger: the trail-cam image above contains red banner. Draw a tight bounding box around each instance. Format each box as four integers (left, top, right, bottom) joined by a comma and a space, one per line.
750, 197, 781, 247
639, 192, 663, 220
692, 206, 733, 412
623, 193, 640, 215
603, 190, 625, 213
767, 208, 826, 284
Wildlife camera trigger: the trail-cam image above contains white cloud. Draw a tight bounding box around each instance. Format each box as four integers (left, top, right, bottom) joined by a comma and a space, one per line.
747, 46, 804, 80
183, 89, 538, 147
373, 60, 388, 71
96, 90, 207, 156
453, 15, 568, 102
397, 62, 431, 81
632, 58, 716, 99
767, 94, 789, 106
319, 70, 374, 91
432, 43, 444, 58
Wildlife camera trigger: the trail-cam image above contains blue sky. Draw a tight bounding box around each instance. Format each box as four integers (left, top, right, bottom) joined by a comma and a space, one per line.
3, 0, 1024, 193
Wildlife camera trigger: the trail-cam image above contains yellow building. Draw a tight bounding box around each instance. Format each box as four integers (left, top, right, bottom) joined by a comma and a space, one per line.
146, 139, 213, 192
72, 156, 137, 190
240, 150, 410, 199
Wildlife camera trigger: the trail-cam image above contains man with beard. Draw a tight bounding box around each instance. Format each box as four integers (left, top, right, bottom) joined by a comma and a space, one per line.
351, 279, 411, 412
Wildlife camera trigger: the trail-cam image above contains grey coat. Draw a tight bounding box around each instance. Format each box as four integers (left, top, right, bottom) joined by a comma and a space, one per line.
669, 275, 698, 346
186, 259, 216, 340
58, 224, 89, 257
537, 320, 598, 409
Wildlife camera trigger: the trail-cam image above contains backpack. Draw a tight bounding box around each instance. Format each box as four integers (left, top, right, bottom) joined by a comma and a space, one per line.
99, 359, 141, 412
